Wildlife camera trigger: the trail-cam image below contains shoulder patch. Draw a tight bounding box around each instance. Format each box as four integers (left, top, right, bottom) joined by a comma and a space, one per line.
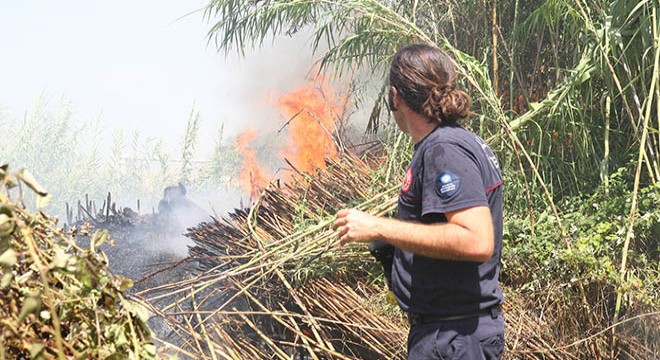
435, 171, 461, 199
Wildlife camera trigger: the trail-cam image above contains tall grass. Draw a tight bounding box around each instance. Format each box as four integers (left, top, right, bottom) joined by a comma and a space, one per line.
0, 97, 239, 220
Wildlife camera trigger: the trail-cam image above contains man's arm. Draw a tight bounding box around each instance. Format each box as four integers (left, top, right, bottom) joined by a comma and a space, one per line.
332, 206, 494, 262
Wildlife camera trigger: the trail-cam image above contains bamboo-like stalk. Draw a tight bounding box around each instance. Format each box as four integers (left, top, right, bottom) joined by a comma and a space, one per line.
613, 4, 660, 327
509, 0, 520, 110
275, 269, 335, 353
603, 95, 611, 196
491, 0, 498, 96
238, 311, 291, 359
572, 0, 658, 182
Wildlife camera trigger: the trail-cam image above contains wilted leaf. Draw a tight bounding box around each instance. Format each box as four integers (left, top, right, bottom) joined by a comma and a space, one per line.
15, 169, 49, 197
142, 343, 157, 357
106, 324, 128, 347
0, 213, 15, 239
0, 205, 13, 216
1, 272, 12, 288
0, 248, 17, 267
30, 342, 45, 359
116, 276, 134, 292
36, 193, 52, 209
91, 229, 110, 251
51, 247, 70, 269
18, 290, 42, 323
123, 299, 151, 323
528, 102, 542, 111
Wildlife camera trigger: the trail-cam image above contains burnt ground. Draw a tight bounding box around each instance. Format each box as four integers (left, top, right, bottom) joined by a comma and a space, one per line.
70, 207, 206, 347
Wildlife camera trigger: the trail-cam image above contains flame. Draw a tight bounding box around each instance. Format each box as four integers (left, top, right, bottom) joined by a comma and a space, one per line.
235, 129, 272, 201
234, 78, 347, 202
276, 78, 345, 177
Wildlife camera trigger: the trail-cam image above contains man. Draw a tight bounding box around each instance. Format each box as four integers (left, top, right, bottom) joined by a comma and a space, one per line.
332, 44, 505, 359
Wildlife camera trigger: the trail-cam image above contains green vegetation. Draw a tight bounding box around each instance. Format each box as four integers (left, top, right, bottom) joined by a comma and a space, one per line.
0, 165, 154, 359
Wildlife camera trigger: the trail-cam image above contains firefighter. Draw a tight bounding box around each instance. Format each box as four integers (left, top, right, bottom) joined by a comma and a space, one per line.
158, 183, 207, 234
333, 44, 504, 359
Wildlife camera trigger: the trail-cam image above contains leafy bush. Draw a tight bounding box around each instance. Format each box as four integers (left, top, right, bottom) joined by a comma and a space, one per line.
503, 167, 659, 308
0, 165, 155, 359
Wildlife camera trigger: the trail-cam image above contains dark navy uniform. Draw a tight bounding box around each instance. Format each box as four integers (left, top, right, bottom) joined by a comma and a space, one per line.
392, 124, 504, 359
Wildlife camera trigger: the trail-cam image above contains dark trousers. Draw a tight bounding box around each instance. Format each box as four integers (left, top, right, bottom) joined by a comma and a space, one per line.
407, 312, 504, 359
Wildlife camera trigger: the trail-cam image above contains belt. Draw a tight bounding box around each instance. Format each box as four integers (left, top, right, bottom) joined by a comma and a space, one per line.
407, 306, 501, 326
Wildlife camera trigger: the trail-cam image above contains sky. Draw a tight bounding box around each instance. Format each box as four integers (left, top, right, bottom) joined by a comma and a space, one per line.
0, 0, 319, 154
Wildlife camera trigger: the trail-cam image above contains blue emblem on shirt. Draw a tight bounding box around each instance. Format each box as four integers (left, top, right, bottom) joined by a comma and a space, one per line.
435, 171, 461, 199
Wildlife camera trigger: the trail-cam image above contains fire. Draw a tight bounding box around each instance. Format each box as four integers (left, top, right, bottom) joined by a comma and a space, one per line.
235, 78, 347, 201
276, 78, 345, 177
235, 129, 272, 201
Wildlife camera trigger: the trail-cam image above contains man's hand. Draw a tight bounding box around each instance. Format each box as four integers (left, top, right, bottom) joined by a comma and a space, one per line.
332, 209, 382, 246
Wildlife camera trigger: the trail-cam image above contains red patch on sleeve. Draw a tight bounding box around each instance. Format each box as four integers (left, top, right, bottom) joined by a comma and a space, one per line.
401, 167, 413, 193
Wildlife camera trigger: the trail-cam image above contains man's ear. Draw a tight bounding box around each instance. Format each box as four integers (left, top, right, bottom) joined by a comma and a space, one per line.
388, 86, 399, 112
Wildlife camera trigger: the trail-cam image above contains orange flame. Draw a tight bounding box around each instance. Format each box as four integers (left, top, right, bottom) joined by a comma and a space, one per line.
276, 78, 345, 177
235, 129, 272, 201
235, 78, 347, 202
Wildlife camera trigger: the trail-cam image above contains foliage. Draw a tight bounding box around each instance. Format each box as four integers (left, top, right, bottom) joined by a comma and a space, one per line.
0, 164, 154, 359
503, 167, 659, 307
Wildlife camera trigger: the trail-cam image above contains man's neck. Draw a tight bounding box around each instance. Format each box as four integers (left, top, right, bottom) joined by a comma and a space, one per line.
406, 112, 439, 144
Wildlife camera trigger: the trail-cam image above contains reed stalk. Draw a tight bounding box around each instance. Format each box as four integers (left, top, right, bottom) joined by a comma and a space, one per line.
613, 4, 660, 326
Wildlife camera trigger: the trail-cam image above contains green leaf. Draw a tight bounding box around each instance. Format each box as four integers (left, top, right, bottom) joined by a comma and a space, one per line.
79, 272, 97, 289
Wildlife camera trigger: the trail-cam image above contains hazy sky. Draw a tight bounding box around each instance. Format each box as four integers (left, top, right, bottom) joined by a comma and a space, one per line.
0, 0, 318, 154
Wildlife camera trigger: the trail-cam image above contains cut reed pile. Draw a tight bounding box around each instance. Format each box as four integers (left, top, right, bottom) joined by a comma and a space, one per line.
136, 154, 406, 359
135, 153, 658, 359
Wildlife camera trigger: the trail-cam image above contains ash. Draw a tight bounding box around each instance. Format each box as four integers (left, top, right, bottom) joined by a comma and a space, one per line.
68, 185, 209, 347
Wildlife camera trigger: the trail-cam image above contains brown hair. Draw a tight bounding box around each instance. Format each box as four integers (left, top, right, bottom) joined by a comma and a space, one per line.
389, 44, 470, 124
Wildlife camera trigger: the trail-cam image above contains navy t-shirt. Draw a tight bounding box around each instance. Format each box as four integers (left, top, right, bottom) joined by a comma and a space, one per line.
392, 124, 504, 316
